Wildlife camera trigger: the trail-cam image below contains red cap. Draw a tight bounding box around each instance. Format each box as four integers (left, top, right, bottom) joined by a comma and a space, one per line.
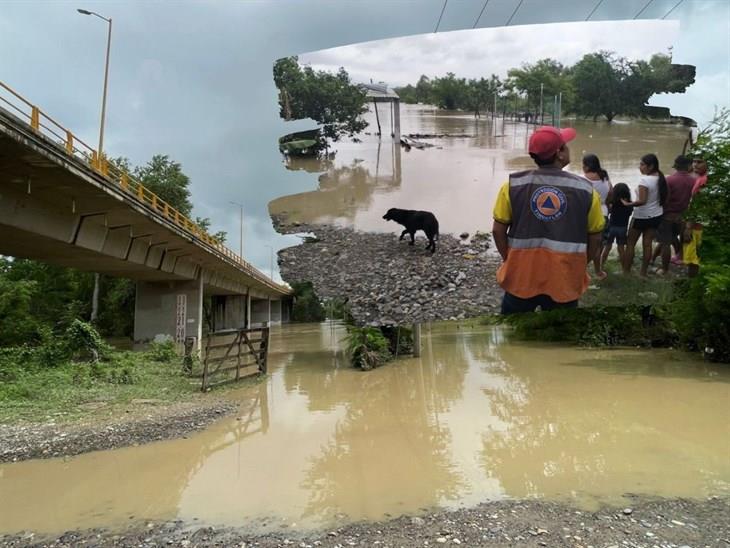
528, 126, 577, 160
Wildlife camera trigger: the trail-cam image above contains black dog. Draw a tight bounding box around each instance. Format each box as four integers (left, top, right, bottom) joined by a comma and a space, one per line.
383, 208, 439, 253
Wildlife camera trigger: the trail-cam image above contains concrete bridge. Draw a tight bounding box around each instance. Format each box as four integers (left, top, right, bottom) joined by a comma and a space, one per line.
0, 82, 292, 347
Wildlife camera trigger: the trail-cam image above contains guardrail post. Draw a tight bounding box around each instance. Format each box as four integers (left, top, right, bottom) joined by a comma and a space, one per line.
91, 151, 99, 171
65, 130, 74, 154
137, 185, 144, 201
120, 174, 129, 191
30, 107, 40, 131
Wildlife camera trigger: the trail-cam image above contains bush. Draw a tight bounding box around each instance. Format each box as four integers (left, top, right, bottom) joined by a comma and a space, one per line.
291, 281, 326, 322
147, 340, 178, 362
344, 326, 391, 370
65, 320, 109, 361
670, 266, 730, 361
504, 306, 675, 347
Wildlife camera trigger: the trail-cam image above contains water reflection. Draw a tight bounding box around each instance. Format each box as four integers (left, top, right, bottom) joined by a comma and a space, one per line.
0, 323, 727, 535
271, 105, 688, 236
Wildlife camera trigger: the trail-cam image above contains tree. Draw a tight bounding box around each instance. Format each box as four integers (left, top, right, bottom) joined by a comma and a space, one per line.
134, 155, 193, 216
571, 51, 624, 122
571, 51, 695, 122
273, 56, 369, 141
508, 58, 573, 115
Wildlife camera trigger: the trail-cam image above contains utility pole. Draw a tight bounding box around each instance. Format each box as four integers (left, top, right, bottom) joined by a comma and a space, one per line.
539, 83, 544, 125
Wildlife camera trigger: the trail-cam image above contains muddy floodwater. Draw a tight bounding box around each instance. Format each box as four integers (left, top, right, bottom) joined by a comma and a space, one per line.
1, 323, 728, 535
270, 105, 689, 236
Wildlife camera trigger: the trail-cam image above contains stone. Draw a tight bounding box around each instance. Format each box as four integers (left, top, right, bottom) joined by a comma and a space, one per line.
623, 508, 633, 515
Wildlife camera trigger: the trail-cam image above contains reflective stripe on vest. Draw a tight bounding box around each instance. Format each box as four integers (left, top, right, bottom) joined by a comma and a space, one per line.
497, 168, 594, 302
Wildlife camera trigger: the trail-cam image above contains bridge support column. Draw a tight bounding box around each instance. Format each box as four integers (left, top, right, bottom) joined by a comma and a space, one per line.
246, 292, 252, 328
211, 294, 249, 331
250, 297, 272, 327
134, 278, 203, 349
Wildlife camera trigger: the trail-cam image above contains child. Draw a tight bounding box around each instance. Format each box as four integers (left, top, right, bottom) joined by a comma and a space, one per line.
600, 183, 633, 271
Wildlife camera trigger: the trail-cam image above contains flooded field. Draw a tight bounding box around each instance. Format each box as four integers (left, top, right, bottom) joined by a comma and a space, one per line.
1, 322, 728, 535
270, 105, 689, 237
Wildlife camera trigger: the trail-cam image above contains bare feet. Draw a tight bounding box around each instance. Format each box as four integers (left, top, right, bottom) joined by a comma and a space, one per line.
595, 271, 608, 280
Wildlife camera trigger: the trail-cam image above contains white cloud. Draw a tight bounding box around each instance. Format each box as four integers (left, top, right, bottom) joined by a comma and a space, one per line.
301, 20, 680, 87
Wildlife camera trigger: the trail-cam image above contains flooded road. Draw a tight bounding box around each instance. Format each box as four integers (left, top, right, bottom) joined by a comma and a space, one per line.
1, 323, 728, 535
270, 105, 689, 236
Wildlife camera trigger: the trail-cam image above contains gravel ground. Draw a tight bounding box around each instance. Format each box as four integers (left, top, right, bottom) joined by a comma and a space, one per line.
276, 222, 502, 326
3, 496, 727, 547
0, 398, 238, 463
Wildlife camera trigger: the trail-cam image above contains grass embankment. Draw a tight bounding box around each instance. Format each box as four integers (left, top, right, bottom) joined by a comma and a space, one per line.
0, 321, 245, 424
0, 341, 202, 424
486, 257, 682, 348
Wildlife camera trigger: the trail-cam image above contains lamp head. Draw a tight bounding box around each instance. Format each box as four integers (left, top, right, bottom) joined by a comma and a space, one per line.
77, 8, 93, 15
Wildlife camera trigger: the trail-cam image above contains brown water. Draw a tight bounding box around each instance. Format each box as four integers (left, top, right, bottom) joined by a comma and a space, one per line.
270, 105, 689, 236
1, 323, 728, 535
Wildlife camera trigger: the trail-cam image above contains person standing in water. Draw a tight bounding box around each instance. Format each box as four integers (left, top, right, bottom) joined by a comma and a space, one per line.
622, 153, 668, 277
582, 153, 612, 279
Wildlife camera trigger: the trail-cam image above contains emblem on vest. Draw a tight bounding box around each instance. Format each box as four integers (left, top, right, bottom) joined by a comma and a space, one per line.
530, 186, 567, 222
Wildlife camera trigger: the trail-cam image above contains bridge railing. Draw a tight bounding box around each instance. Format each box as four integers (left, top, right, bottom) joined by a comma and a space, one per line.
0, 81, 289, 294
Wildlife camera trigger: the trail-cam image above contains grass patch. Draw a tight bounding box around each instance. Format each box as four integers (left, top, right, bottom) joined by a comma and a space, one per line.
0, 343, 202, 424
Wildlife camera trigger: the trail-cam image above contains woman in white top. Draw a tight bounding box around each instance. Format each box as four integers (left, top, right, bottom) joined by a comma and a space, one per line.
621, 153, 668, 277
583, 153, 612, 279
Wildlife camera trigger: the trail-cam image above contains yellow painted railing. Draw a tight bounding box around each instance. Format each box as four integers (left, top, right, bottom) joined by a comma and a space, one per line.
0, 81, 289, 294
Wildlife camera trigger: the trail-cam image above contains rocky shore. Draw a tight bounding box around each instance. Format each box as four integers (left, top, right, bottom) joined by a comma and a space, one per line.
3, 497, 727, 547
277, 223, 502, 325
0, 399, 237, 463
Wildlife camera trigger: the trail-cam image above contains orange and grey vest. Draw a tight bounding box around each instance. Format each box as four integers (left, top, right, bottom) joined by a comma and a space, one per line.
497, 167, 595, 302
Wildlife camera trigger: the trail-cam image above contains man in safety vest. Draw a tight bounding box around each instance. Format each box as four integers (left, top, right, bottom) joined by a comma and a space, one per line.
492, 126, 605, 314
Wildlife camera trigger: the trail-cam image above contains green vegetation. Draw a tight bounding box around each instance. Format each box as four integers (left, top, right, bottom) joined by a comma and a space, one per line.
500, 110, 729, 362
344, 326, 391, 371
394, 51, 694, 122
291, 281, 326, 322
668, 109, 730, 361
273, 56, 369, 142
0, 322, 199, 423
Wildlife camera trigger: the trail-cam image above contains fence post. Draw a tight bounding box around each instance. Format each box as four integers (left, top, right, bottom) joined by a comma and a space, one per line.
261, 322, 270, 374
65, 130, 74, 154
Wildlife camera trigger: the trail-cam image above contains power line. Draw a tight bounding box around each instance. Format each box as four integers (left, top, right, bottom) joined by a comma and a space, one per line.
662, 0, 685, 19
633, 0, 655, 19
585, 0, 604, 21
505, 0, 524, 26
473, 0, 491, 28
434, 0, 448, 33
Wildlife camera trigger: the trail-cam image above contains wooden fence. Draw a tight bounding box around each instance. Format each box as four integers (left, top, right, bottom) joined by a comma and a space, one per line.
200, 325, 269, 391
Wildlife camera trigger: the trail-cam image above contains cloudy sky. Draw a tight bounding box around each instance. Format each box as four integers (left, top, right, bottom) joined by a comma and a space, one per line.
1, 0, 728, 280
302, 20, 680, 88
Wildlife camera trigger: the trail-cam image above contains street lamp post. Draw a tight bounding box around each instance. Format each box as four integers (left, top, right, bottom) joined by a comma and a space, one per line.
229, 201, 245, 258
77, 8, 112, 158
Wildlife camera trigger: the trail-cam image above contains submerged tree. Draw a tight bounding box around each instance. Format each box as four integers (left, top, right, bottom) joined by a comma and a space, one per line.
273, 56, 368, 142
571, 51, 695, 122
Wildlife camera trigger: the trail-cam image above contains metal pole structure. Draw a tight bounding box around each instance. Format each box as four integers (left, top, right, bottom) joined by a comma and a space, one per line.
553, 95, 557, 126
539, 83, 544, 125
558, 91, 562, 128
77, 9, 112, 158
229, 201, 244, 257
